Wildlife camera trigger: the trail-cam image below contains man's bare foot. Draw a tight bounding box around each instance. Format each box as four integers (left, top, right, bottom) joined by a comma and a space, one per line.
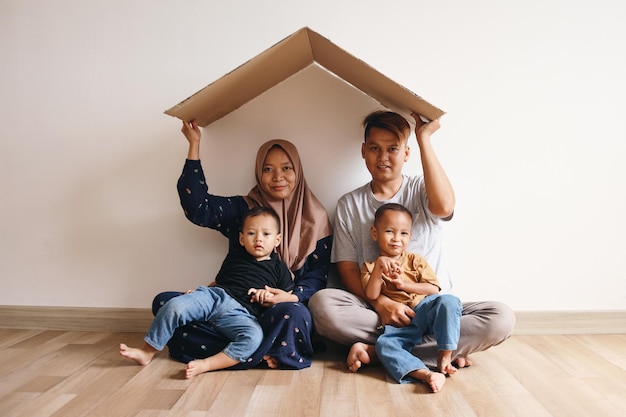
453, 356, 473, 368
347, 342, 376, 372
437, 350, 457, 375
186, 359, 212, 378
263, 355, 279, 369
119, 343, 157, 366
411, 368, 447, 393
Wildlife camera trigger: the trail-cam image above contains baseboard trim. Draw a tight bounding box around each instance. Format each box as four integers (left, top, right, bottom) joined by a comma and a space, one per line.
0, 306, 624, 335
0, 305, 153, 333
512, 310, 626, 335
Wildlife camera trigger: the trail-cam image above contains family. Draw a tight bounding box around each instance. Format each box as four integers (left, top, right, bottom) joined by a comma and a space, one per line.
120, 110, 516, 393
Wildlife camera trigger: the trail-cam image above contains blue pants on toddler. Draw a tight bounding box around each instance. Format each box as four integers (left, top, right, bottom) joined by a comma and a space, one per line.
376, 294, 462, 383
145, 286, 262, 363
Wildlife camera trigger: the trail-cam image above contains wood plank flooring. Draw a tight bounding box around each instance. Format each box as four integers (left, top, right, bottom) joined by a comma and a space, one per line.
0, 329, 625, 417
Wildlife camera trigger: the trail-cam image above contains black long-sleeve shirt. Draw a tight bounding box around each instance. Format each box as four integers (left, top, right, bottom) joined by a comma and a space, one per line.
215, 248, 293, 317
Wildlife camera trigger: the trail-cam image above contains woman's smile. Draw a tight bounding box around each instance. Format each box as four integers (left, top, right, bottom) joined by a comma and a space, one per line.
261, 147, 297, 200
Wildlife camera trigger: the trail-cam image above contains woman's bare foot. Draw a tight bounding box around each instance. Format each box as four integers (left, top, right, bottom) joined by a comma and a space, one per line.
453, 356, 473, 368
437, 350, 457, 375
186, 358, 212, 378
263, 355, 279, 369
411, 368, 447, 393
119, 343, 157, 366
347, 342, 376, 372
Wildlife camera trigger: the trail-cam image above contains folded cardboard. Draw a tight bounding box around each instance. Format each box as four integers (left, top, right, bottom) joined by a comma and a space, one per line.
164, 27, 444, 127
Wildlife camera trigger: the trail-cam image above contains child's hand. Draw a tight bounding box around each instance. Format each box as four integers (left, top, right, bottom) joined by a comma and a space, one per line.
248, 287, 274, 305
376, 257, 402, 279
387, 276, 406, 291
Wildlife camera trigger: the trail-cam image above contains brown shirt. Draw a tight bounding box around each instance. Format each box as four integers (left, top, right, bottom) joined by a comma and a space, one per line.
361, 252, 441, 309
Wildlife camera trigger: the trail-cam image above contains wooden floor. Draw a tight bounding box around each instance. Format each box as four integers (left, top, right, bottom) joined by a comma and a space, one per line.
1, 329, 625, 417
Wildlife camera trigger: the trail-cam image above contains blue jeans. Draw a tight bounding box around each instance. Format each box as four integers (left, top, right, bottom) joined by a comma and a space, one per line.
145, 286, 263, 363
153, 292, 315, 369
375, 294, 462, 383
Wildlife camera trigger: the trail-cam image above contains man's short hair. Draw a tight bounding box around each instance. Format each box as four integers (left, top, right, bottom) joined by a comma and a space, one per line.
363, 110, 411, 143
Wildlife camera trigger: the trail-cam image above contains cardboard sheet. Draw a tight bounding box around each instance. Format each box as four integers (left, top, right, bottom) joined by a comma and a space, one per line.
164, 27, 445, 126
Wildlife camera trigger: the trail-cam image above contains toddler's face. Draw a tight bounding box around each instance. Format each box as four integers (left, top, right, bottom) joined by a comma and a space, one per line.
372, 210, 412, 258
239, 214, 281, 260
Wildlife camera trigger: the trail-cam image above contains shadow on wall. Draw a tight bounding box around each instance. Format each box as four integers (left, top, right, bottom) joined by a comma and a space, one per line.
63, 65, 410, 307
200, 65, 405, 214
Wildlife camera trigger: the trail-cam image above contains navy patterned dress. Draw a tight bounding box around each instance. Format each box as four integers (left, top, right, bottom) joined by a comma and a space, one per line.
153, 160, 332, 369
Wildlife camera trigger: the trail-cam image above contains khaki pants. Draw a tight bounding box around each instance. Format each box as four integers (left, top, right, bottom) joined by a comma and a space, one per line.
309, 288, 516, 368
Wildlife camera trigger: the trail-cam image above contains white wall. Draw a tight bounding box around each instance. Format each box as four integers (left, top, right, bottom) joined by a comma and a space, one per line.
1, 0, 625, 311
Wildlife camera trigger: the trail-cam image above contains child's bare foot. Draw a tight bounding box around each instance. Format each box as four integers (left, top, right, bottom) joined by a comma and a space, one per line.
347, 342, 376, 372
119, 343, 157, 365
438, 350, 457, 375
185, 352, 239, 378
411, 368, 447, 393
425, 371, 446, 393
186, 359, 212, 378
453, 356, 473, 368
263, 355, 280, 369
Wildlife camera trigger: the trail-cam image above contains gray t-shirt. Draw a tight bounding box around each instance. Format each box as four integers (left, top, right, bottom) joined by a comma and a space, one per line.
331, 175, 453, 293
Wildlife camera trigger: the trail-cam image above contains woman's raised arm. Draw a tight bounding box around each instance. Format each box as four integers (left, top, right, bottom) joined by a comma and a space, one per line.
181, 120, 201, 161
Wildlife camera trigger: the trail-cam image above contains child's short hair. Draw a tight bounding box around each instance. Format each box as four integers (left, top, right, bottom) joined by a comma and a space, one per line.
363, 110, 411, 143
374, 203, 413, 226
242, 206, 281, 232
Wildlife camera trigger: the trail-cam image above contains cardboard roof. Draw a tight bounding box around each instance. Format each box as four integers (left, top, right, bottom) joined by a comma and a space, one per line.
164, 27, 444, 127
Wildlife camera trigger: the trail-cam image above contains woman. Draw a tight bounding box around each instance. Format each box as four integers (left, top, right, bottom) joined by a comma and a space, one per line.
153, 120, 332, 369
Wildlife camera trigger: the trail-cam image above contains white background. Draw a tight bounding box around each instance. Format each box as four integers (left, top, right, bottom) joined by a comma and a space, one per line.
1, 0, 624, 311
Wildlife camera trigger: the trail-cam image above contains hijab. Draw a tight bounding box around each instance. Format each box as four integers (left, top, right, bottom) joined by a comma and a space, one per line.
244, 139, 331, 272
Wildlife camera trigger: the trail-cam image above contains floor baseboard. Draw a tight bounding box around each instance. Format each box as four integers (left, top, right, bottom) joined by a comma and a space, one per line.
0, 305, 624, 334
512, 310, 626, 335
0, 305, 153, 333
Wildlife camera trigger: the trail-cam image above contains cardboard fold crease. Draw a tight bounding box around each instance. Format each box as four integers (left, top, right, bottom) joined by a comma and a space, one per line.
165, 27, 444, 127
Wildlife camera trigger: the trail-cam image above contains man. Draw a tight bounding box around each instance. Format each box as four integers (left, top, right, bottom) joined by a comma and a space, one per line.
309, 110, 515, 370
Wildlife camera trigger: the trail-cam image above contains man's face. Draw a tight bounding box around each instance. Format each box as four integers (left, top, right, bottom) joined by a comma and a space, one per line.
361, 127, 410, 183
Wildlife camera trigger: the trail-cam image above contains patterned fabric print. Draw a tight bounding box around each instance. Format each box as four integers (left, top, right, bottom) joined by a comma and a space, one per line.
263, 304, 313, 368
154, 292, 314, 370
170, 161, 330, 369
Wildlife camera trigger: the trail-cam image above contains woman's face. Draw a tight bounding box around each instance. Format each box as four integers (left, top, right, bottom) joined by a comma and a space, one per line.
260, 147, 297, 200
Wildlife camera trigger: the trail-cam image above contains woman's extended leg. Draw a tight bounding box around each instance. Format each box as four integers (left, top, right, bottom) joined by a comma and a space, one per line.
232, 302, 314, 370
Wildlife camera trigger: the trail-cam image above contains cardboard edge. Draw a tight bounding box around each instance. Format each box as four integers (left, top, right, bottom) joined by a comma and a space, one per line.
164, 27, 445, 127
165, 27, 317, 126
306, 28, 445, 123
